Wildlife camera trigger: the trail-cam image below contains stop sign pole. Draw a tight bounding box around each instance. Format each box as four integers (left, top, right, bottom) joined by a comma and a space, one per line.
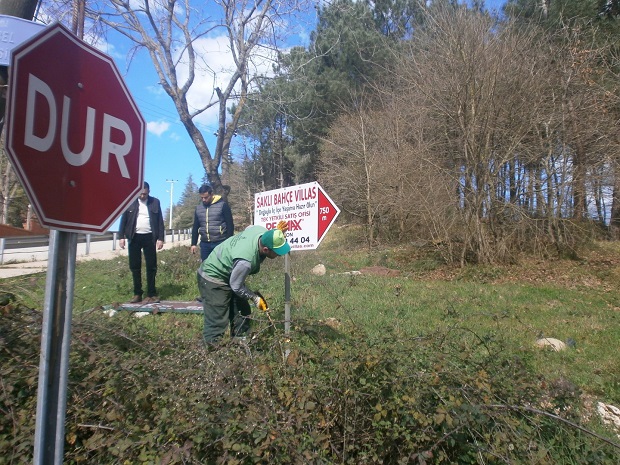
5, 23, 145, 464
34, 230, 77, 464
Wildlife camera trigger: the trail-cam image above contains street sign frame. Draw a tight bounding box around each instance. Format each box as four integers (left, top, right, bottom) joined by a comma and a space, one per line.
5, 22, 145, 234
0, 15, 46, 66
253, 181, 340, 251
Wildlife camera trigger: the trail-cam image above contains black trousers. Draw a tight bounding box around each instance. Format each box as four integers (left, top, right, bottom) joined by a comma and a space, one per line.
128, 233, 157, 297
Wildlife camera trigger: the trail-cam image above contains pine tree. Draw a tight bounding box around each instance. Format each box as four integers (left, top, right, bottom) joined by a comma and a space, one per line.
170, 175, 199, 229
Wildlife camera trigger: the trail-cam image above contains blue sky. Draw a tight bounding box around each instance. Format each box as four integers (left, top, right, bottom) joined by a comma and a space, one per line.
481, 0, 506, 13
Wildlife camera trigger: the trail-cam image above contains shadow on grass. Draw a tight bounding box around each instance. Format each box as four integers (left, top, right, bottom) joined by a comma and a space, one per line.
296, 318, 345, 343
158, 282, 190, 299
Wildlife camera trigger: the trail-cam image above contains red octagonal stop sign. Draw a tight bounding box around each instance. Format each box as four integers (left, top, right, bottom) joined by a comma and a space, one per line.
5, 23, 145, 233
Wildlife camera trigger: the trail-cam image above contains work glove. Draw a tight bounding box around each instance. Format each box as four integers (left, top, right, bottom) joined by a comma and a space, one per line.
276, 220, 288, 233
252, 291, 269, 312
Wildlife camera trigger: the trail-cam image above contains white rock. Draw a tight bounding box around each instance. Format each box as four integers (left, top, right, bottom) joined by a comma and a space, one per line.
103, 309, 117, 317
133, 311, 150, 318
534, 338, 567, 351
311, 264, 326, 276
597, 402, 620, 431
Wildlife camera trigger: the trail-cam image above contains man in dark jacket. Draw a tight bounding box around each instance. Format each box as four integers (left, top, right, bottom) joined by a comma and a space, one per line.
119, 182, 165, 303
191, 184, 234, 261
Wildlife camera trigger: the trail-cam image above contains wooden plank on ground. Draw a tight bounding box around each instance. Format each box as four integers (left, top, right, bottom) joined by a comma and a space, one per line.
106, 300, 203, 314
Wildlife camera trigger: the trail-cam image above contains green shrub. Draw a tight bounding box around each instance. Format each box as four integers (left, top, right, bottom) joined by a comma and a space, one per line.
2, 239, 619, 464
2, 297, 618, 464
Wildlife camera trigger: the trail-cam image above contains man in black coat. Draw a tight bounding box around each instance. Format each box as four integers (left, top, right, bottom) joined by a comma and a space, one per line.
190, 184, 234, 261
119, 182, 165, 303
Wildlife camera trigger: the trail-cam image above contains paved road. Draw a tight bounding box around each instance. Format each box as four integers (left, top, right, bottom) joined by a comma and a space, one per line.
0, 234, 191, 279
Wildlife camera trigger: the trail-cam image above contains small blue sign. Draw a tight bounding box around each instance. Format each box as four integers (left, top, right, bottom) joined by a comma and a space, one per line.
0, 15, 46, 66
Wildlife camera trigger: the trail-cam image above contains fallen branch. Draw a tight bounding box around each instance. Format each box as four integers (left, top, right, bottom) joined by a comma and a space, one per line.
485, 404, 620, 450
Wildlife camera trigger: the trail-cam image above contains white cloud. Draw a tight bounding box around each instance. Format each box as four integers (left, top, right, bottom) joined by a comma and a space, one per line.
175, 34, 278, 128
147, 120, 170, 136
146, 85, 165, 96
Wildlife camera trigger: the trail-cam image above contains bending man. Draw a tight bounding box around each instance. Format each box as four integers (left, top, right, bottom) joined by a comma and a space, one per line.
197, 223, 289, 344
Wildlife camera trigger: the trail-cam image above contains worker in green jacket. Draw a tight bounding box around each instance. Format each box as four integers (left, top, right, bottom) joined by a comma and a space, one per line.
197, 222, 290, 344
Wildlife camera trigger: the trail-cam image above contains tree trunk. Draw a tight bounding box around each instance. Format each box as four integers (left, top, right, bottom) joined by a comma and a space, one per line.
569, 100, 587, 220
71, 0, 85, 38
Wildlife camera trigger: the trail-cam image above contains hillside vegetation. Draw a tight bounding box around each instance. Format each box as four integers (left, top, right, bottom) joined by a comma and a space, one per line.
1, 225, 620, 463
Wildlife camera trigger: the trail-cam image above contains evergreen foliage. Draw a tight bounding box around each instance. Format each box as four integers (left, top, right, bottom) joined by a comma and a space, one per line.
169, 175, 199, 230
238, 0, 397, 187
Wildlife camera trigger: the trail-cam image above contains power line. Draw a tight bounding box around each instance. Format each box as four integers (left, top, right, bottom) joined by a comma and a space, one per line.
132, 95, 220, 136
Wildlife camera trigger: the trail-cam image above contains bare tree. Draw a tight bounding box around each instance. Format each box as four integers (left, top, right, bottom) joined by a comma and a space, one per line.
320, 78, 475, 260
319, 98, 379, 247
85, 0, 310, 197
321, 7, 582, 262
389, 8, 559, 263
0, 135, 23, 224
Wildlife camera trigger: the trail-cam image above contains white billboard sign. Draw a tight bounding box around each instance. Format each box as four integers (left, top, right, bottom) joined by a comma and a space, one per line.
254, 182, 340, 250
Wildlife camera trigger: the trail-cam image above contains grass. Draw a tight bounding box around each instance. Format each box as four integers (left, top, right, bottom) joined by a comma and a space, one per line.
3, 226, 620, 405
1, 224, 620, 462
277, 236, 616, 394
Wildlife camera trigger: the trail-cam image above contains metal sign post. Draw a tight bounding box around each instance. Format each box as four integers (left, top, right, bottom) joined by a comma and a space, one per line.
284, 253, 291, 335
33, 230, 78, 464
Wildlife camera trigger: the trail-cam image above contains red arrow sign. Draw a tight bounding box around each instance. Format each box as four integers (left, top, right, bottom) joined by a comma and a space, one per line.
317, 186, 339, 243
254, 182, 340, 250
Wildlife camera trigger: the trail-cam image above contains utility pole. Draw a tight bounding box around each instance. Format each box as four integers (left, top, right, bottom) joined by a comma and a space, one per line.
166, 179, 177, 229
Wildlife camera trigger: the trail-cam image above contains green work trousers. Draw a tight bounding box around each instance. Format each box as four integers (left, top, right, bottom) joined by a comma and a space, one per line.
197, 273, 252, 343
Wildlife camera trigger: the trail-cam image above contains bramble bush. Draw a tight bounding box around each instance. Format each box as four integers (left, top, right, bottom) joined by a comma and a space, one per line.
1, 292, 618, 464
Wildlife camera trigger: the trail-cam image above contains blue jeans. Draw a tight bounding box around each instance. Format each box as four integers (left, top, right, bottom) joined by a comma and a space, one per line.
200, 239, 225, 261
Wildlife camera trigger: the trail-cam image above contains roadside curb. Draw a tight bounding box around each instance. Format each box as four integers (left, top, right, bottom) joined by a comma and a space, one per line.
0, 239, 191, 279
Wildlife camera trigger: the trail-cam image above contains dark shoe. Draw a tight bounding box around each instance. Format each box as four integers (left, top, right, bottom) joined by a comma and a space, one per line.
196, 296, 203, 302
145, 296, 160, 304
129, 295, 142, 303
